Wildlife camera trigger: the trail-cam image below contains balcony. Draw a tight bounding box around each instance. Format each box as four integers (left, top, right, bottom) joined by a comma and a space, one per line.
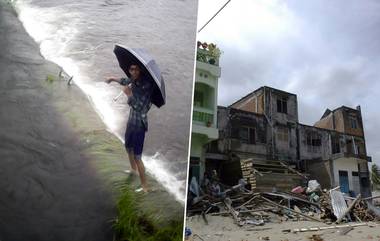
193, 106, 214, 127
192, 106, 218, 140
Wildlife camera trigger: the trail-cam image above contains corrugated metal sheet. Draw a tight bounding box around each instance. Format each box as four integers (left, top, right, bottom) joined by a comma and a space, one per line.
330, 190, 348, 220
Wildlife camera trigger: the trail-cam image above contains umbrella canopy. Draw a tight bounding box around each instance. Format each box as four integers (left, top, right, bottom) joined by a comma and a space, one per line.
113, 44, 166, 108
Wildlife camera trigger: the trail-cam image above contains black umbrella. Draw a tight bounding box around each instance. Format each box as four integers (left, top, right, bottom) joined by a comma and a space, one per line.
113, 44, 166, 108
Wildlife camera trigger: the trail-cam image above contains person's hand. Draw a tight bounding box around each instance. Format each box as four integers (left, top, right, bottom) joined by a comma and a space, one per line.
105, 77, 119, 84
123, 86, 132, 97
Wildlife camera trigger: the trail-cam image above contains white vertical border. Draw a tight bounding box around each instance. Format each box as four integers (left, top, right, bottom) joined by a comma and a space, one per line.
182, 0, 200, 240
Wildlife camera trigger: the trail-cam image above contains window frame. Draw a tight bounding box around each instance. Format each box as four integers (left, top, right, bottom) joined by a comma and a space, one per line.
349, 115, 358, 129
277, 96, 288, 114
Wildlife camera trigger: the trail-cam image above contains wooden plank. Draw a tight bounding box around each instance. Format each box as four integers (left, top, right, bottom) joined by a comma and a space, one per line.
223, 198, 241, 225
254, 166, 289, 173
260, 196, 322, 222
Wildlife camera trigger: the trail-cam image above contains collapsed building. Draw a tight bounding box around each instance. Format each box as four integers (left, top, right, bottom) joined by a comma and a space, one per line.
203, 86, 371, 197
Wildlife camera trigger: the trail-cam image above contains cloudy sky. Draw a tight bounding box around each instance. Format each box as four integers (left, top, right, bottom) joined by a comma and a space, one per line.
197, 0, 380, 166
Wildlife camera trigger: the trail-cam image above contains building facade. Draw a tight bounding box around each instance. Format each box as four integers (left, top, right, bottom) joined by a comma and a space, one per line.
205, 86, 371, 196
189, 43, 221, 182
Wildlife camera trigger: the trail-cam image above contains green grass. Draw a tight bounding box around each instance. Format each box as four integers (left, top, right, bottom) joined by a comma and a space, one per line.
113, 184, 184, 241
46, 74, 56, 83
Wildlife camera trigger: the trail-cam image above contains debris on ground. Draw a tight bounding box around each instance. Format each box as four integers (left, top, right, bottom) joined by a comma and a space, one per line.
308, 234, 324, 241
187, 176, 380, 233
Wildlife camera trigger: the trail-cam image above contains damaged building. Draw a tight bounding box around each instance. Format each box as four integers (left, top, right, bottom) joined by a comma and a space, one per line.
204, 86, 371, 197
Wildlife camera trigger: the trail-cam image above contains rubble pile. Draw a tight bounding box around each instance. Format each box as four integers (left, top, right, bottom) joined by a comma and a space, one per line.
187, 179, 380, 230
319, 190, 334, 220
353, 199, 377, 222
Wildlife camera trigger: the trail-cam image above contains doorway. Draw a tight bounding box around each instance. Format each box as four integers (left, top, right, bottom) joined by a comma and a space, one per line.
338, 170, 350, 193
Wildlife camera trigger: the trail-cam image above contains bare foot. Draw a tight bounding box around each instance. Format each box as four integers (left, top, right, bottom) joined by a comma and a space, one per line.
135, 187, 149, 193
135, 188, 143, 193
124, 169, 138, 175
135, 186, 150, 193
142, 186, 149, 193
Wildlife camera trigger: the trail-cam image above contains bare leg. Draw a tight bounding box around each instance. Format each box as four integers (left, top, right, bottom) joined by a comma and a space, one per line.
127, 150, 138, 173
135, 158, 148, 192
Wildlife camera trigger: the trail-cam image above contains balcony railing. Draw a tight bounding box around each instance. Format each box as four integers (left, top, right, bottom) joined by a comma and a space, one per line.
193, 110, 214, 127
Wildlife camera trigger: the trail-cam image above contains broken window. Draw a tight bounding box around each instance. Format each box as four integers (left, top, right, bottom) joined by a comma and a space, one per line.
249, 128, 256, 144
349, 115, 358, 129
306, 131, 321, 153
355, 138, 366, 155
239, 127, 249, 143
230, 127, 239, 138
276, 127, 288, 142
239, 127, 256, 144
306, 132, 321, 146
346, 139, 356, 154
331, 135, 341, 154
277, 97, 288, 114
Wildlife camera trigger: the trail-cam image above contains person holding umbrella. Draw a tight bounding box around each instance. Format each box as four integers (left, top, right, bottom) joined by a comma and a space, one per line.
106, 45, 166, 193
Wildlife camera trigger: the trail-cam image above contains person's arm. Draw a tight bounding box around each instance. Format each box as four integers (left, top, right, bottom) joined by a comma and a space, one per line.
105, 77, 131, 85
127, 81, 153, 112
119, 77, 131, 86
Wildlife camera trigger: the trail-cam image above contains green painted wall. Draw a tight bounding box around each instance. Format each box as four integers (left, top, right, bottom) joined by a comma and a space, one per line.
190, 133, 208, 157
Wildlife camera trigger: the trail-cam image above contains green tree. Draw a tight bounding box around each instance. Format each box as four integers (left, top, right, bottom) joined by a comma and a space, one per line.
371, 164, 380, 189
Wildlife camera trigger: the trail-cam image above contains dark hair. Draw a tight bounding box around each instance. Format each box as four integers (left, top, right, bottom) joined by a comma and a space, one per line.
128, 64, 140, 70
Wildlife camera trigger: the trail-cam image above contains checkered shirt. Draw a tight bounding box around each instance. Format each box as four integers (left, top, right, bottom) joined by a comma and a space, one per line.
120, 77, 153, 131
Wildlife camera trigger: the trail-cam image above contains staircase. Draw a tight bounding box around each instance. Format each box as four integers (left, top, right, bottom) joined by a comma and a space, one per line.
240, 158, 307, 192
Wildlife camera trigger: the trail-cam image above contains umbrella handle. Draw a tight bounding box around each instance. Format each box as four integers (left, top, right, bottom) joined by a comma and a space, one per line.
113, 91, 124, 102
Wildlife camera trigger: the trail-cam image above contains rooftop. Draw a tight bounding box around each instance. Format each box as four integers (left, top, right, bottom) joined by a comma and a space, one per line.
229, 86, 297, 107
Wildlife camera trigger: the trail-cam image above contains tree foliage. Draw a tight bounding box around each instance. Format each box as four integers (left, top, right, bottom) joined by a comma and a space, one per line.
371, 164, 380, 189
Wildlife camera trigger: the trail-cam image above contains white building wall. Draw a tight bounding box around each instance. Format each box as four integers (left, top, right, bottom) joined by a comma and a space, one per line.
332, 157, 360, 194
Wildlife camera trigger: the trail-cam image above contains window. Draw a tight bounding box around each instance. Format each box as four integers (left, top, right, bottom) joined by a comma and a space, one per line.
249, 128, 256, 144
277, 97, 287, 114
306, 132, 321, 146
277, 127, 288, 142
349, 115, 358, 129
346, 140, 354, 154
355, 139, 365, 155
239, 127, 249, 143
239, 127, 256, 144
306, 131, 321, 153
331, 135, 340, 154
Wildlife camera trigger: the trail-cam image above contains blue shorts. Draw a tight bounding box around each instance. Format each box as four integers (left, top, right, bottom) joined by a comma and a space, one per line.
124, 128, 145, 160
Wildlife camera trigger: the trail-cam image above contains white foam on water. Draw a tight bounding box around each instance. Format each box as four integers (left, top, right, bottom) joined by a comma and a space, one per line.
14, 1, 120, 133
143, 152, 186, 203
14, 0, 186, 203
